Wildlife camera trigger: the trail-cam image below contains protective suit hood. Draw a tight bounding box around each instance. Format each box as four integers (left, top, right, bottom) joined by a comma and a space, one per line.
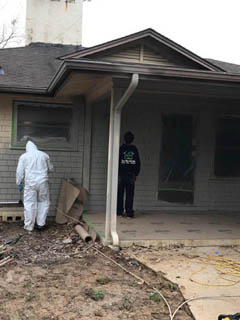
26, 141, 38, 152
16, 140, 53, 187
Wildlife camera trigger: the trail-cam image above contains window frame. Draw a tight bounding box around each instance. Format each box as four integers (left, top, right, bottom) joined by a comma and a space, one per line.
11, 100, 79, 151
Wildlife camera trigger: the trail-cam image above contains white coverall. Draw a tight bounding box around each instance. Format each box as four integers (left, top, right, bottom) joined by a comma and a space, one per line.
16, 141, 54, 231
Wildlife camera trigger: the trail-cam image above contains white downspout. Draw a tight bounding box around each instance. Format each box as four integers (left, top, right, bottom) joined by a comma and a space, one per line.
105, 73, 139, 246
115, 73, 139, 112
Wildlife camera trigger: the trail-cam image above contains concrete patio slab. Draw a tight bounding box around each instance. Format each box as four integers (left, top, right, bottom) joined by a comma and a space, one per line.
83, 211, 240, 247
124, 245, 240, 320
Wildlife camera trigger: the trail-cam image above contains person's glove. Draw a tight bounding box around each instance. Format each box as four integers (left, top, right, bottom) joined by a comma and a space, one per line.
17, 185, 23, 192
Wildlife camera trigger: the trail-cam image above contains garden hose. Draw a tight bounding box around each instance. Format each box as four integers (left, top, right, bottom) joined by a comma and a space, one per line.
190, 256, 240, 286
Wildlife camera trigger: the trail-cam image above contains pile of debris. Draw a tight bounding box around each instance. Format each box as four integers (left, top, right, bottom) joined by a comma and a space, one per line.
0, 221, 99, 267
0, 179, 98, 267
0, 234, 25, 267
0, 244, 14, 267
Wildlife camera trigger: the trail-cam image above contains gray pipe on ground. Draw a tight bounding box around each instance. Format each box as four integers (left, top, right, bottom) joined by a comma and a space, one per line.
74, 224, 92, 243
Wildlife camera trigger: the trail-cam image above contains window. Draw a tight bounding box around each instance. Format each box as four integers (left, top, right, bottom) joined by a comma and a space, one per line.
12, 101, 78, 150
214, 113, 240, 177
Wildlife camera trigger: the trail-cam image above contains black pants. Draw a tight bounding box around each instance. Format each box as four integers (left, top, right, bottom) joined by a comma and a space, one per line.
117, 175, 135, 216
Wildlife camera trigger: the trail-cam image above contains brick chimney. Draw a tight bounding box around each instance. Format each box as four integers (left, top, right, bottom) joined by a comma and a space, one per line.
25, 0, 83, 45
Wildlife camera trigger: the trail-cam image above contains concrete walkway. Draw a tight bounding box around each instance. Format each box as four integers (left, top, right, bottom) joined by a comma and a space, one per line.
125, 246, 240, 320
83, 210, 240, 246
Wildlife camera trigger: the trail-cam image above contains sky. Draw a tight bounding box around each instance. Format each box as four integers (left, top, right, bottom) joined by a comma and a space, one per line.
0, 0, 240, 64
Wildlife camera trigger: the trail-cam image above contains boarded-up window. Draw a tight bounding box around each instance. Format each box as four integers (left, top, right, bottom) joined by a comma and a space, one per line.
12, 101, 78, 150
214, 114, 240, 177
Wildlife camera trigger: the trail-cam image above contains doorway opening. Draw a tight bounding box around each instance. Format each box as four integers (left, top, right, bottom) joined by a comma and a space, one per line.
158, 113, 196, 204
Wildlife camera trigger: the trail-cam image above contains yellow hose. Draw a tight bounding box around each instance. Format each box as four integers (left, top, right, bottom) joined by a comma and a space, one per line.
190, 256, 240, 286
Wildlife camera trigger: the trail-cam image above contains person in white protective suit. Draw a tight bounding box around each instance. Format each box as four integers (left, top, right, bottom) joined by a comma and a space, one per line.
16, 141, 53, 232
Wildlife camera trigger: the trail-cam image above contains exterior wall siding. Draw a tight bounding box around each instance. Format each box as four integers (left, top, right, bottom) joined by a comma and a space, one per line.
87, 101, 109, 212
87, 99, 240, 213
1, 93, 240, 216
0, 94, 84, 216
98, 44, 200, 68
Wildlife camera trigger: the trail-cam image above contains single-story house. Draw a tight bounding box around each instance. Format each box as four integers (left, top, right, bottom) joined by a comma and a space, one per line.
1, 28, 240, 245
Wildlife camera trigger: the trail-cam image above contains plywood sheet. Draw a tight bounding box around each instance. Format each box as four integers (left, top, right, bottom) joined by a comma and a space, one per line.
56, 180, 81, 224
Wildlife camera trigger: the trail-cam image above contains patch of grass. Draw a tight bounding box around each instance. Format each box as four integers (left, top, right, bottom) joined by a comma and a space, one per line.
23, 281, 32, 289
122, 296, 132, 311
168, 283, 177, 292
92, 289, 104, 301
150, 292, 162, 303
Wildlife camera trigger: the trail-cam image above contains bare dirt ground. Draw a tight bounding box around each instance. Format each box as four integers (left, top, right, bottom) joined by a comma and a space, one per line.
0, 221, 194, 320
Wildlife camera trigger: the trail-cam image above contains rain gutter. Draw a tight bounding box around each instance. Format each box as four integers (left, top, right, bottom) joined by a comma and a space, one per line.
106, 73, 139, 246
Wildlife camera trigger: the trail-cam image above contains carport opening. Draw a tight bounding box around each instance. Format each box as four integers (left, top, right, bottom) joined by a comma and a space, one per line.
158, 113, 195, 204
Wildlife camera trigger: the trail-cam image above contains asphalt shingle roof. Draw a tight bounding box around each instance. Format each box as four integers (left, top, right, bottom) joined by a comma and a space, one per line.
0, 43, 83, 90
0, 43, 240, 91
206, 58, 240, 74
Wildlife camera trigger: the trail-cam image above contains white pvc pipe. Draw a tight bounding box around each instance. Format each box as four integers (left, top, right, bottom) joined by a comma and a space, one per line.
74, 225, 92, 243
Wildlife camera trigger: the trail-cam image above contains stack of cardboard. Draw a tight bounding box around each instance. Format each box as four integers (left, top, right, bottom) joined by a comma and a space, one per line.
56, 179, 88, 224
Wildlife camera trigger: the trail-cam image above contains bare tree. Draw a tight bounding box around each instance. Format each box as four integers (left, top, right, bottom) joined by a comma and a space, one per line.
0, 1, 23, 48
0, 18, 20, 48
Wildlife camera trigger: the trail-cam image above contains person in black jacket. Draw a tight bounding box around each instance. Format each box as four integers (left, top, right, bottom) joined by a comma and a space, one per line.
117, 131, 141, 218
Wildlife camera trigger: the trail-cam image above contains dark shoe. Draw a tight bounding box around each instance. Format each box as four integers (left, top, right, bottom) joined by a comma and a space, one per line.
35, 224, 46, 231
126, 212, 134, 218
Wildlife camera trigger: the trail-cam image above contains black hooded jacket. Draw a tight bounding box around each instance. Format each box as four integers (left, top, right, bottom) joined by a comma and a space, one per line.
119, 143, 141, 177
